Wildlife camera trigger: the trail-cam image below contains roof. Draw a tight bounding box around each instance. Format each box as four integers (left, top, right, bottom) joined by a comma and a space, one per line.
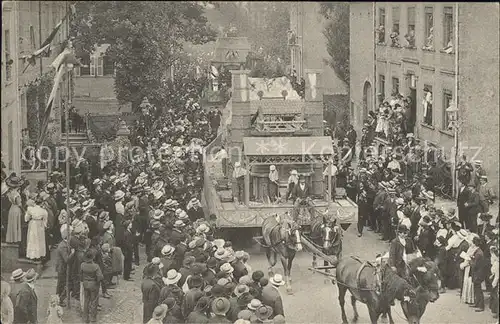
248, 77, 301, 100
250, 99, 305, 115
212, 37, 250, 64
243, 136, 334, 156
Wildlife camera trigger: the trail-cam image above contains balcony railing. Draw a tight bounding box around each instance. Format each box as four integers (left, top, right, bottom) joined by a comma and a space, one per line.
254, 119, 306, 133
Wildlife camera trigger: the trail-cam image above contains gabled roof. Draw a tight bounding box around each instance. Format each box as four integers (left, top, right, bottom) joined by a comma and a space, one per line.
212, 37, 250, 64
243, 136, 334, 156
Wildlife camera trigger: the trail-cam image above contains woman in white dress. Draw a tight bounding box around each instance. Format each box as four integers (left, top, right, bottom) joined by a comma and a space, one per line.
25, 195, 48, 260
460, 232, 480, 304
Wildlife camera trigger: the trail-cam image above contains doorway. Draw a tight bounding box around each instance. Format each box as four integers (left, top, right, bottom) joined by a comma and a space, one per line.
409, 88, 417, 133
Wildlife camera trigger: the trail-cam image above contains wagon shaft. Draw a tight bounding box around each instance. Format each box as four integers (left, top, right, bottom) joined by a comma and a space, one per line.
300, 234, 339, 266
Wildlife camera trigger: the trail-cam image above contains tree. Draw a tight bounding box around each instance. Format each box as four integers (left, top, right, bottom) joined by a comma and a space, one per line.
70, 1, 217, 109
320, 3, 350, 85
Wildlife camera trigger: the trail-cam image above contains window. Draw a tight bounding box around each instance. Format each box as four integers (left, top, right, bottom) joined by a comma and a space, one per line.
391, 6, 400, 46
378, 74, 385, 102
4, 29, 12, 82
77, 54, 91, 76
29, 26, 36, 49
378, 8, 386, 43
103, 56, 115, 76
442, 90, 453, 130
97, 55, 104, 76
443, 7, 454, 48
8, 121, 13, 170
423, 7, 434, 50
90, 55, 96, 76
423, 85, 433, 125
392, 77, 399, 95
406, 7, 416, 47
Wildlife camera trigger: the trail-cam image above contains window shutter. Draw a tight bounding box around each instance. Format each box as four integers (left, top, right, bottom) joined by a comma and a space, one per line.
90, 55, 96, 76
97, 56, 104, 76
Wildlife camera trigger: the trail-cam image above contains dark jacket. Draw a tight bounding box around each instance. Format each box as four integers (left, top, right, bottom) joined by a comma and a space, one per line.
55, 240, 72, 274
291, 183, 311, 201
186, 310, 210, 324
457, 186, 470, 221
231, 260, 248, 283
388, 238, 407, 278
142, 278, 161, 323
261, 285, 284, 316
207, 315, 231, 324
471, 248, 488, 283
85, 215, 99, 240
81, 260, 104, 289
13, 283, 38, 324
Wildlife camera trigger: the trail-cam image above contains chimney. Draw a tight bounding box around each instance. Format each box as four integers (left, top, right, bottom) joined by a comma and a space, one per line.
304, 69, 323, 102
230, 70, 250, 102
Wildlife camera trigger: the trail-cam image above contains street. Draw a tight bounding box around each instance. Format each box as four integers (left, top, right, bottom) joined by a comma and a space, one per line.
28, 221, 495, 324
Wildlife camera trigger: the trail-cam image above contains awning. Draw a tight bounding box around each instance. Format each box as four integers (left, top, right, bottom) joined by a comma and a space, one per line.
243, 136, 334, 156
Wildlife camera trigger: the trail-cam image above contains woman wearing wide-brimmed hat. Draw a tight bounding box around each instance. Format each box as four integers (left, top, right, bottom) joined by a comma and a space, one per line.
5, 174, 24, 244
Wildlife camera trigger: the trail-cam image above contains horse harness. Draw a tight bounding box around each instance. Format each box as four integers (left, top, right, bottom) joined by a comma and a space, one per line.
351, 256, 382, 295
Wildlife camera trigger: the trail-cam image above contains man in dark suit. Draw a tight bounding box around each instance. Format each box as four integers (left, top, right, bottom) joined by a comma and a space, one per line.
291, 175, 315, 222
457, 183, 470, 229
14, 268, 38, 324
465, 185, 481, 233
142, 264, 162, 323
85, 211, 99, 241
388, 225, 411, 280
470, 236, 488, 311
261, 274, 285, 317
122, 221, 135, 281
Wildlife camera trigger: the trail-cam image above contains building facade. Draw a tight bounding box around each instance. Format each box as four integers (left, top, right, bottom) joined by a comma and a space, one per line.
350, 2, 499, 193
74, 44, 130, 116
2, 1, 71, 174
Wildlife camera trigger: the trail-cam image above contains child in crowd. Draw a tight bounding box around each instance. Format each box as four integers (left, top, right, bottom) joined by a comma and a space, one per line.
46, 295, 63, 324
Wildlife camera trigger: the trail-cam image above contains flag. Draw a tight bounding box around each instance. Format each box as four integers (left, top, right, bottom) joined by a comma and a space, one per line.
37, 47, 80, 147
21, 4, 76, 73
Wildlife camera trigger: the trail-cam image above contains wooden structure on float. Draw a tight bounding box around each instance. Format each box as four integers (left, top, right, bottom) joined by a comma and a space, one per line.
203, 69, 357, 228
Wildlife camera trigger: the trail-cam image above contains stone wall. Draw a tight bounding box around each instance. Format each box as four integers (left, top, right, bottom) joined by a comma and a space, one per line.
458, 3, 500, 193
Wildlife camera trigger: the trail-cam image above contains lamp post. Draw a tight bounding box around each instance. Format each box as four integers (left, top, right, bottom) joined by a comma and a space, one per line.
446, 100, 459, 198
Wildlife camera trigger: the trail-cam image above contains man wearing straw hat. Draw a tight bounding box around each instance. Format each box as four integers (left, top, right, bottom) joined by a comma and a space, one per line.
13, 268, 39, 324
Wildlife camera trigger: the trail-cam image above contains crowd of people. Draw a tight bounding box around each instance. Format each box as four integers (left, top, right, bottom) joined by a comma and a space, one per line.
349, 140, 498, 320
0, 71, 288, 324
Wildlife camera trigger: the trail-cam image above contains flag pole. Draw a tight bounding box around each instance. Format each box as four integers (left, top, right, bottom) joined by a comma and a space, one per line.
65, 1, 72, 310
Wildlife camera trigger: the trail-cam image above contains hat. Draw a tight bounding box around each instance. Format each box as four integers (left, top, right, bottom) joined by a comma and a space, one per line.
423, 191, 434, 200
395, 198, 405, 205
188, 240, 198, 249
81, 199, 94, 211
161, 244, 175, 256
291, 170, 298, 175
114, 190, 125, 201
178, 210, 188, 220
239, 275, 253, 286
153, 209, 164, 220
213, 239, 225, 249
173, 220, 185, 228
187, 275, 204, 289
164, 199, 175, 207
269, 274, 285, 286
220, 263, 234, 274
457, 229, 468, 240
479, 213, 493, 220
270, 165, 276, 171
101, 243, 111, 253
10, 269, 26, 281
273, 315, 286, 324
247, 298, 262, 310
6, 175, 23, 188
103, 220, 113, 230
235, 250, 245, 260
152, 305, 168, 320
212, 297, 231, 316
153, 190, 164, 200
99, 211, 110, 220
255, 305, 274, 321
217, 278, 230, 286
196, 223, 210, 234
214, 248, 230, 260
24, 268, 38, 282
474, 160, 482, 166
234, 284, 250, 297
164, 269, 182, 285
93, 178, 102, 186
234, 162, 241, 168
238, 310, 254, 321
406, 133, 415, 138
183, 256, 196, 268
237, 292, 254, 308
211, 285, 226, 298
251, 271, 264, 282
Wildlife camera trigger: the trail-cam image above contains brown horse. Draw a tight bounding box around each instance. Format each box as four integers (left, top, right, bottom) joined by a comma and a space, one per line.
335, 256, 431, 324
310, 214, 342, 271
260, 214, 303, 294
